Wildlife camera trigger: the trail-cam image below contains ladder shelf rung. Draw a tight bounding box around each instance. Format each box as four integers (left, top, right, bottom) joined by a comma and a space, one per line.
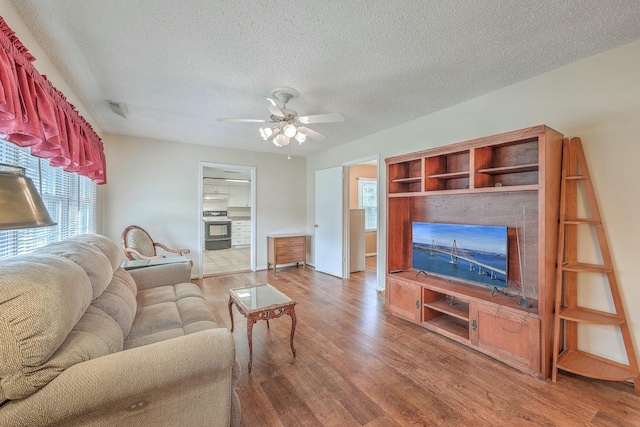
559, 306, 624, 325
563, 218, 601, 225
561, 262, 612, 273
565, 175, 589, 180
556, 349, 638, 382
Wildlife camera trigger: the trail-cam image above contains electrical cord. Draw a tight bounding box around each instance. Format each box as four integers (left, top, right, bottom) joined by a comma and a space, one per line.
493, 304, 530, 333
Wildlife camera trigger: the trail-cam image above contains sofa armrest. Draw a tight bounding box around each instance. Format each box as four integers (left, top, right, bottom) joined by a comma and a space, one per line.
0, 329, 239, 427
127, 262, 192, 290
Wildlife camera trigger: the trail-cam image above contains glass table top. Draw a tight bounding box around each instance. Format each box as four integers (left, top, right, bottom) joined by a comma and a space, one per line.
229, 284, 293, 311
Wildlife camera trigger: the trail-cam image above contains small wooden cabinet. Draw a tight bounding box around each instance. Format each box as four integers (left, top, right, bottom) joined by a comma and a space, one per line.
386, 277, 421, 322
267, 234, 307, 274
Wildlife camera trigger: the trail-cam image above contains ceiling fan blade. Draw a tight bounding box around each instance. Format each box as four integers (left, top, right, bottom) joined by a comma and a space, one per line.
298, 126, 327, 141
297, 112, 345, 124
217, 118, 268, 123
266, 97, 285, 117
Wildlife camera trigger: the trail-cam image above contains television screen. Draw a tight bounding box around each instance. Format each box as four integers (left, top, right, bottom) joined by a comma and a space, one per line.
412, 222, 508, 289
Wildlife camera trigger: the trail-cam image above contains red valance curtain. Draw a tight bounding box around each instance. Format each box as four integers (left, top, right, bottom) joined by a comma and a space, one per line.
0, 16, 106, 184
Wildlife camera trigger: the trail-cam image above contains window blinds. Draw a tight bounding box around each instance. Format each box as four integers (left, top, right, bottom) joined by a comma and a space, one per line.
0, 137, 96, 258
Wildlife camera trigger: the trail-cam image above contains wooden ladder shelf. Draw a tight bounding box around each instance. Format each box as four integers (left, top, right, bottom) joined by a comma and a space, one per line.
552, 137, 639, 389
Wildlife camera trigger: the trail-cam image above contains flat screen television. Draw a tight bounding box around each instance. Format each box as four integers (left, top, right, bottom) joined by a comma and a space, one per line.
412, 222, 508, 289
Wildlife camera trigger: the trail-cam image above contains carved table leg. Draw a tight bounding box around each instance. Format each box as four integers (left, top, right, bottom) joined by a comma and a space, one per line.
288, 306, 297, 357
228, 297, 235, 332
247, 316, 257, 373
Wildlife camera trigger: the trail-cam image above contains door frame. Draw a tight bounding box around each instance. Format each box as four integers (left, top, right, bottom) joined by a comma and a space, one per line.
342, 154, 382, 290
198, 162, 256, 278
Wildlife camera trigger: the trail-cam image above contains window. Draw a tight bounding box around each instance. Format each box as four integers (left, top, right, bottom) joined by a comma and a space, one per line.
0, 138, 97, 258
357, 178, 377, 231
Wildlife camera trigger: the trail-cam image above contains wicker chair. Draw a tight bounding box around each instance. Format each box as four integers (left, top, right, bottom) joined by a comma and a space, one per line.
121, 225, 190, 261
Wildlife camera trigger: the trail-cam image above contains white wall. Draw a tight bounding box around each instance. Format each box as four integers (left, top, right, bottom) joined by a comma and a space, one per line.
306, 39, 640, 366
102, 133, 306, 273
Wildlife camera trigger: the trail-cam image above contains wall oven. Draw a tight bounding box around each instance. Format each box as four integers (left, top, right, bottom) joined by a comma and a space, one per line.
203, 211, 232, 250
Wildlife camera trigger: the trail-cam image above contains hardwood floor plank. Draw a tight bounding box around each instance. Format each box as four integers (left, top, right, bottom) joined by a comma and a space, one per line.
193, 260, 640, 426
283, 364, 362, 426
260, 375, 323, 427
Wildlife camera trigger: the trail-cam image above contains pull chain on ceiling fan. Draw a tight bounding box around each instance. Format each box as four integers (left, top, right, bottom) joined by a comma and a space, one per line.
217, 87, 345, 150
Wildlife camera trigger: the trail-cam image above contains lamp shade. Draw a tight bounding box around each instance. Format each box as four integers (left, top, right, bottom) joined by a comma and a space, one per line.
0, 165, 56, 230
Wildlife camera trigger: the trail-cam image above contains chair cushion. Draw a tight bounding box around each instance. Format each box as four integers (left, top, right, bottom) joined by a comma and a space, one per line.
125, 228, 156, 259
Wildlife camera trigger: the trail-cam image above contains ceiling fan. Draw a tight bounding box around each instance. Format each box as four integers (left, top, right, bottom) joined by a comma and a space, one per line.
217, 87, 345, 148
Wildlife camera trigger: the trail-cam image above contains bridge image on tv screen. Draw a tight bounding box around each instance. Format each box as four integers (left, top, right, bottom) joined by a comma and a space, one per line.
412, 222, 508, 288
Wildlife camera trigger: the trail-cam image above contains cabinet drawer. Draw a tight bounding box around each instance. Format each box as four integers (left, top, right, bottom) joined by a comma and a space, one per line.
233, 220, 250, 226
276, 245, 304, 257
232, 231, 249, 238
275, 237, 305, 248
232, 225, 249, 232
276, 253, 304, 264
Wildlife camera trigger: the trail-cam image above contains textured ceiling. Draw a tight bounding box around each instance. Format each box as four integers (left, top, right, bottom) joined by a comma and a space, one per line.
10, 0, 640, 157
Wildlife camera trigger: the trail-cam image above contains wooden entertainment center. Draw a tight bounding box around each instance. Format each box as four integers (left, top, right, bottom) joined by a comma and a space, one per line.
385, 125, 563, 379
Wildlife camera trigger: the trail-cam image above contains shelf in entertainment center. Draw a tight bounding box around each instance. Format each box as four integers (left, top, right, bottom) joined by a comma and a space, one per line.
425, 315, 469, 341
388, 184, 539, 198
394, 270, 539, 314
424, 298, 469, 321
427, 171, 470, 180
476, 163, 539, 175
390, 176, 422, 184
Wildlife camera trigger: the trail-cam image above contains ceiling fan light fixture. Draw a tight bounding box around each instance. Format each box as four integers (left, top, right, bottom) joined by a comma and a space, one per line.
283, 124, 297, 138
295, 131, 306, 144
274, 133, 290, 147
259, 127, 273, 140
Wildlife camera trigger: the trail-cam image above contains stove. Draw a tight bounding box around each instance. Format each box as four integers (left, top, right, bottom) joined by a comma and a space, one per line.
203, 210, 228, 220
203, 211, 232, 250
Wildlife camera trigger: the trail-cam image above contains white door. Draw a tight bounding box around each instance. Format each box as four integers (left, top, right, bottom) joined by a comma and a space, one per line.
315, 167, 344, 278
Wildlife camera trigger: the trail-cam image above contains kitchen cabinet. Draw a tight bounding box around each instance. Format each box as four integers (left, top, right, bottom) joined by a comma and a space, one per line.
232, 220, 250, 247
228, 186, 250, 207
203, 184, 229, 195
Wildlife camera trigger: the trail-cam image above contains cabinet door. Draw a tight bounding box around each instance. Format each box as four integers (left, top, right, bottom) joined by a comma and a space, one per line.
228, 186, 249, 206
386, 277, 421, 323
204, 184, 229, 195
470, 302, 541, 376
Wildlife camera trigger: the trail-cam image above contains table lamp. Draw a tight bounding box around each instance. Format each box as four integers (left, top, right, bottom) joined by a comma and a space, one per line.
0, 163, 56, 230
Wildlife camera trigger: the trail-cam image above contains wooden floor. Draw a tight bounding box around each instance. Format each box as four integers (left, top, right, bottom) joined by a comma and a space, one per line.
194, 258, 640, 426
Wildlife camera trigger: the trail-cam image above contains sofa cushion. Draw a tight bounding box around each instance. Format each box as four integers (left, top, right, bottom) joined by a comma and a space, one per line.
89, 268, 138, 341
0, 254, 93, 401
67, 234, 122, 274
33, 239, 114, 300
124, 283, 220, 350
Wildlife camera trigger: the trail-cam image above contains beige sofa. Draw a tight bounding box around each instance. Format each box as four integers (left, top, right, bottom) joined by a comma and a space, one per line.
0, 234, 240, 426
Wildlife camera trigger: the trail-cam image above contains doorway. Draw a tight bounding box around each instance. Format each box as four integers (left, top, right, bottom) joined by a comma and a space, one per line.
345, 157, 380, 289
313, 157, 381, 287
199, 162, 256, 278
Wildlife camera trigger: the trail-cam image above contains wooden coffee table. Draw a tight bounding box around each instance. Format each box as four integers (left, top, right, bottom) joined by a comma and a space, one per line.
228, 284, 296, 373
